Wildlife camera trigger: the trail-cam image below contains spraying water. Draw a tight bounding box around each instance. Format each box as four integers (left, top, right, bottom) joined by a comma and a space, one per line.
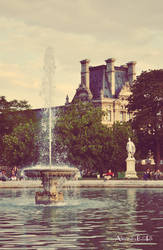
23, 48, 78, 204
41, 47, 56, 167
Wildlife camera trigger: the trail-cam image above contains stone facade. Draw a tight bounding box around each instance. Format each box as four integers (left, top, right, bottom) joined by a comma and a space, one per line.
69, 58, 136, 126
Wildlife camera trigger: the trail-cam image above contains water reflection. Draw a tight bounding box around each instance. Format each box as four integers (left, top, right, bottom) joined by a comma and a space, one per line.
0, 188, 162, 249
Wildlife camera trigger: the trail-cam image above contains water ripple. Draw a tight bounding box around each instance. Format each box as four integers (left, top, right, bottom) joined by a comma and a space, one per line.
0, 188, 163, 249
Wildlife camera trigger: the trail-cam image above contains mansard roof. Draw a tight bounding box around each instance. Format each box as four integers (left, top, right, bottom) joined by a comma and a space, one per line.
89, 64, 128, 99
72, 58, 136, 103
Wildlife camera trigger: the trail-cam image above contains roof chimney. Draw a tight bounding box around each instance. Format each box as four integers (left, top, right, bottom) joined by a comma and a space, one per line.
127, 61, 136, 85
80, 59, 90, 90
105, 58, 115, 96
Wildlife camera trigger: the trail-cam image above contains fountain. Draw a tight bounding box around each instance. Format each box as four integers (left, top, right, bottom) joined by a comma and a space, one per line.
23, 165, 77, 204
23, 47, 78, 204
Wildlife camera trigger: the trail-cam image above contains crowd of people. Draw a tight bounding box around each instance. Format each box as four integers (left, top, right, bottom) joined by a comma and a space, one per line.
101, 168, 162, 181
0, 166, 162, 182
0, 166, 18, 181
143, 168, 161, 180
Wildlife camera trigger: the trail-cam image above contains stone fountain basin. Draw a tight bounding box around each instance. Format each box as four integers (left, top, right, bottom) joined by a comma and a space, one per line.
23, 165, 78, 179
23, 165, 78, 204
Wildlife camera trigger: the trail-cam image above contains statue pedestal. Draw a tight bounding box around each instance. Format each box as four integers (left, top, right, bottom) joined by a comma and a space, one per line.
125, 157, 138, 179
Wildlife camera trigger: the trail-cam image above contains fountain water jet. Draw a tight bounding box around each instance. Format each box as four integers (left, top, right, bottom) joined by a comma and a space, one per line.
23, 47, 78, 204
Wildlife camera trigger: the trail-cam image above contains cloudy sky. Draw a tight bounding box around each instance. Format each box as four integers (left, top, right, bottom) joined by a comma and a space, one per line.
0, 0, 163, 108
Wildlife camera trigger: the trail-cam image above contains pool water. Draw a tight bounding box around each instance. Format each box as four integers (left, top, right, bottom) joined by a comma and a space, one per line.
0, 188, 163, 249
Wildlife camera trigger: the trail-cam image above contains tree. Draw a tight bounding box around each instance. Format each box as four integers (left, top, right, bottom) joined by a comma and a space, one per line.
0, 95, 30, 111
0, 96, 32, 136
54, 101, 136, 175
54, 101, 113, 174
127, 70, 163, 168
0, 96, 40, 170
108, 122, 137, 174
1, 120, 39, 170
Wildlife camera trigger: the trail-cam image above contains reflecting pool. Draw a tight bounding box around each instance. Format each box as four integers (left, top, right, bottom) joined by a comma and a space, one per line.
0, 188, 163, 249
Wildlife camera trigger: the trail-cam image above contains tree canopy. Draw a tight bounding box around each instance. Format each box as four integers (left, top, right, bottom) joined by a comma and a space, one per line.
0, 96, 31, 112
0, 96, 138, 175
0, 96, 34, 136
127, 70, 163, 166
109, 122, 136, 173
2, 121, 39, 168
54, 101, 109, 174
54, 101, 135, 174
0, 96, 39, 171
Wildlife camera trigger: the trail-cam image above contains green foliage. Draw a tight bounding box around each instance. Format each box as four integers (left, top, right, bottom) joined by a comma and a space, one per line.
0, 96, 40, 171
127, 70, 163, 165
0, 96, 34, 136
109, 122, 136, 173
2, 120, 39, 168
54, 101, 136, 174
54, 101, 110, 173
0, 96, 30, 111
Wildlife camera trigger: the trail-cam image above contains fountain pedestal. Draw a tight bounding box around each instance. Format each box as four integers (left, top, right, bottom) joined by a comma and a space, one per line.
35, 172, 64, 204
35, 191, 63, 204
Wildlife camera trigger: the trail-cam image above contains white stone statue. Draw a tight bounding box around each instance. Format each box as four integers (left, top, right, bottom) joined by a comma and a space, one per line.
126, 138, 136, 159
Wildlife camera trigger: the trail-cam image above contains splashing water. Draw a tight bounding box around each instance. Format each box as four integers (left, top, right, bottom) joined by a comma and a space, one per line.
40, 47, 56, 167
23, 48, 78, 205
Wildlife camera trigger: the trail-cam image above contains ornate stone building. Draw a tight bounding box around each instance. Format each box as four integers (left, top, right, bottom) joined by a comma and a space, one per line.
67, 58, 136, 126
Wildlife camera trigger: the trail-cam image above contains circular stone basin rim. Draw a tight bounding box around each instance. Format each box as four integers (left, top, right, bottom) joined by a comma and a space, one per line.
23, 165, 78, 177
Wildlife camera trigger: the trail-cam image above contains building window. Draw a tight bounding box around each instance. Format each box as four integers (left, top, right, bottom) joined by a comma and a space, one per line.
120, 111, 125, 122
108, 110, 111, 122
120, 112, 123, 121
127, 112, 131, 121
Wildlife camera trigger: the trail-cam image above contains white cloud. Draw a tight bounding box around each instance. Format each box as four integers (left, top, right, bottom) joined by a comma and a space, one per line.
0, 62, 40, 94
0, 0, 163, 108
